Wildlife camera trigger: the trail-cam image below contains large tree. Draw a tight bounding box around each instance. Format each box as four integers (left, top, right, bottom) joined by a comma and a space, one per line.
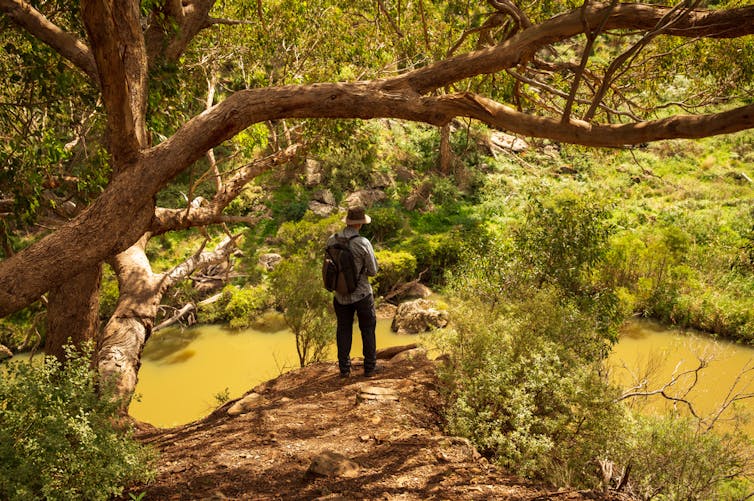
2, 0, 754, 405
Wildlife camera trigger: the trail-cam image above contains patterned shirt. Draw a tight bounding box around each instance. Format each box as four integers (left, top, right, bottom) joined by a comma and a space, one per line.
327, 226, 378, 305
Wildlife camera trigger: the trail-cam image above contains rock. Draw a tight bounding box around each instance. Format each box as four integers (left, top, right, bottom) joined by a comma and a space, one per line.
489, 131, 528, 153
369, 170, 393, 188
394, 165, 415, 182
391, 299, 449, 334
357, 386, 399, 403
304, 158, 323, 186
312, 188, 336, 206
391, 347, 428, 362
375, 302, 397, 320
227, 392, 263, 416
307, 451, 360, 478
376, 344, 418, 360
309, 200, 335, 217
344, 189, 386, 208
0, 344, 12, 360
258, 253, 282, 271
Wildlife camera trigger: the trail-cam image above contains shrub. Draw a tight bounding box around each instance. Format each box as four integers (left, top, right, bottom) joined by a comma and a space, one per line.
0, 344, 155, 500
437, 292, 627, 484
616, 415, 754, 501
373, 249, 417, 296
360, 206, 409, 244
270, 253, 335, 367
222, 284, 272, 329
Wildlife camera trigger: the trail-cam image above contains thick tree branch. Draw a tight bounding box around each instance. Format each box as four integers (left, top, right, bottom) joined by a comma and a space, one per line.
81, 0, 148, 166
0, 0, 98, 82
144, 0, 216, 64
4, 2, 754, 317
159, 234, 239, 292
149, 144, 300, 234
388, 2, 754, 95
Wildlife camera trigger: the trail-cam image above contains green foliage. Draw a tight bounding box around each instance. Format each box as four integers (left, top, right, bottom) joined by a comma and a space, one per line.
372, 249, 417, 297
438, 192, 628, 485
514, 189, 613, 293
359, 205, 410, 245
202, 284, 272, 329
99, 265, 119, 320
399, 228, 474, 287
269, 253, 335, 367
616, 415, 753, 501
0, 344, 155, 500
438, 293, 627, 484
273, 213, 342, 258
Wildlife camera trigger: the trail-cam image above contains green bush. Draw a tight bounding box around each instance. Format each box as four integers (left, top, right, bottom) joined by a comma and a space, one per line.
270, 254, 335, 367
399, 230, 468, 286
437, 293, 627, 484
360, 206, 409, 245
222, 284, 273, 329
616, 415, 753, 501
373, 249, 417, 296
0, 344, 155, 500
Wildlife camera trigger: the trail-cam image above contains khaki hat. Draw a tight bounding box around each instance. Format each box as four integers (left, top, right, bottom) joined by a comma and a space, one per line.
344, 206, 371, 225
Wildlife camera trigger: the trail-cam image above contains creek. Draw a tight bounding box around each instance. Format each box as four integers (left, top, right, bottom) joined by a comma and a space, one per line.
129, 317, 754, 432
10, 316, 752, 431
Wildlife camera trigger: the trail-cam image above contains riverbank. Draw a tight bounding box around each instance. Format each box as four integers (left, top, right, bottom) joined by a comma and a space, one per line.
124, 346, 630, 500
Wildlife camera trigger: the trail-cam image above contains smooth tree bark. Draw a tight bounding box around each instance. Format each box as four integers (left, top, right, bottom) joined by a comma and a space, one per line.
99, 233, 239, 407
3, 0, 754, 406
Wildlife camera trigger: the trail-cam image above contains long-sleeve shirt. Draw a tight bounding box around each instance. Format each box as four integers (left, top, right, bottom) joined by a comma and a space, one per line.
327, 226, 378, 305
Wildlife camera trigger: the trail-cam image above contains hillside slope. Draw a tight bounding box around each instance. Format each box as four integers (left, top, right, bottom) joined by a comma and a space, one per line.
126, 348, 630, 500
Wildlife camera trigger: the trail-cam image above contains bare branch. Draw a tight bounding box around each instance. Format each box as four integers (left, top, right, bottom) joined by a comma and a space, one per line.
149, 144, 299, 235
562, 0, 617, 123
160, 234, 240, 291
376, 0, 403, 37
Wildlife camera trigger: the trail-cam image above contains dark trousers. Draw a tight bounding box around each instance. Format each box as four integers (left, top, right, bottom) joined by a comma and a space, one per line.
334, 294, 377, 374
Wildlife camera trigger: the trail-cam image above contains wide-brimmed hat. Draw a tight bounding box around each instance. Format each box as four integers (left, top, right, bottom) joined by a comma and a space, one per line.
344, 206, 371, 225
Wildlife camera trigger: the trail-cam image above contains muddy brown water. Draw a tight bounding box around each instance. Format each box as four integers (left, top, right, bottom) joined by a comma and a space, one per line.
11, 317, 753, 432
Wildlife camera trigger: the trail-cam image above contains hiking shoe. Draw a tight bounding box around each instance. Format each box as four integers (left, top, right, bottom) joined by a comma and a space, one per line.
339, 371, 351, 379
363, 367, 380, 378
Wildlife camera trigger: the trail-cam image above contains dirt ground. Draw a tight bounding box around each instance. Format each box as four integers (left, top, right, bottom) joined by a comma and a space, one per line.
125, 347, 629, 500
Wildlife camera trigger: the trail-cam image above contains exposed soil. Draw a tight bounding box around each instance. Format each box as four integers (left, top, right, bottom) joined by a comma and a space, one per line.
125, 347, 629, 500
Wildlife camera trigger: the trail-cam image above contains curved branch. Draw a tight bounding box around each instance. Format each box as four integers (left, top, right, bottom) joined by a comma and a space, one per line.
0, 0, 98, 81
144, 0, 216, 65
149, 144, 300, 234
4, 2, 754, 318
389, 2, 754, 95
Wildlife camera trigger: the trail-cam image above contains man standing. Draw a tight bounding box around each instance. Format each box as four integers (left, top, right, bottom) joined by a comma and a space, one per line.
328, 206, 379, 378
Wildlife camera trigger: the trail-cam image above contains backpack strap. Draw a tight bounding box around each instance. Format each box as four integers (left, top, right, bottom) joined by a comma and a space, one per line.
346, 234, 364, 278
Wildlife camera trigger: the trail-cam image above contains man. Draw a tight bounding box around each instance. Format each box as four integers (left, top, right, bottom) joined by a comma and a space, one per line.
328, 206, 379, 378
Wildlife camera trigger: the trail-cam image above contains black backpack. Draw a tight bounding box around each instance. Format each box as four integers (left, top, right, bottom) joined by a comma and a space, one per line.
322, 234, 360, 295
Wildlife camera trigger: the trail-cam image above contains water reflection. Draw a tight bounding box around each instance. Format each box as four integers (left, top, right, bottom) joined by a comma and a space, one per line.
609, 318, 754, 434
130, 318, 417, 427
124, 317, 754, 432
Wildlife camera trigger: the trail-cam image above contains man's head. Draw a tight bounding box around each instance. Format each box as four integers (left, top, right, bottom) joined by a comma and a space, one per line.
344, 206, 371, 229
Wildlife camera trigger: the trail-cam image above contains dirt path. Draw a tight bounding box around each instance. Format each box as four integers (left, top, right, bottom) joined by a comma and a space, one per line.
126, 347, 625, 500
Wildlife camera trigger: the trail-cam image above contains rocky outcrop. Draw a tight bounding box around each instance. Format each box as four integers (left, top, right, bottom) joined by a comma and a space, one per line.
308, 200, 335, 216
227, 392, 264, 416
0, 344, 12, 360
375, 302, 397, 320
304, 158, 323, 186
307, 450, 360, 478
258, 253, 282, 271
391, 299, 449, 334
345, 189, 386, 208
